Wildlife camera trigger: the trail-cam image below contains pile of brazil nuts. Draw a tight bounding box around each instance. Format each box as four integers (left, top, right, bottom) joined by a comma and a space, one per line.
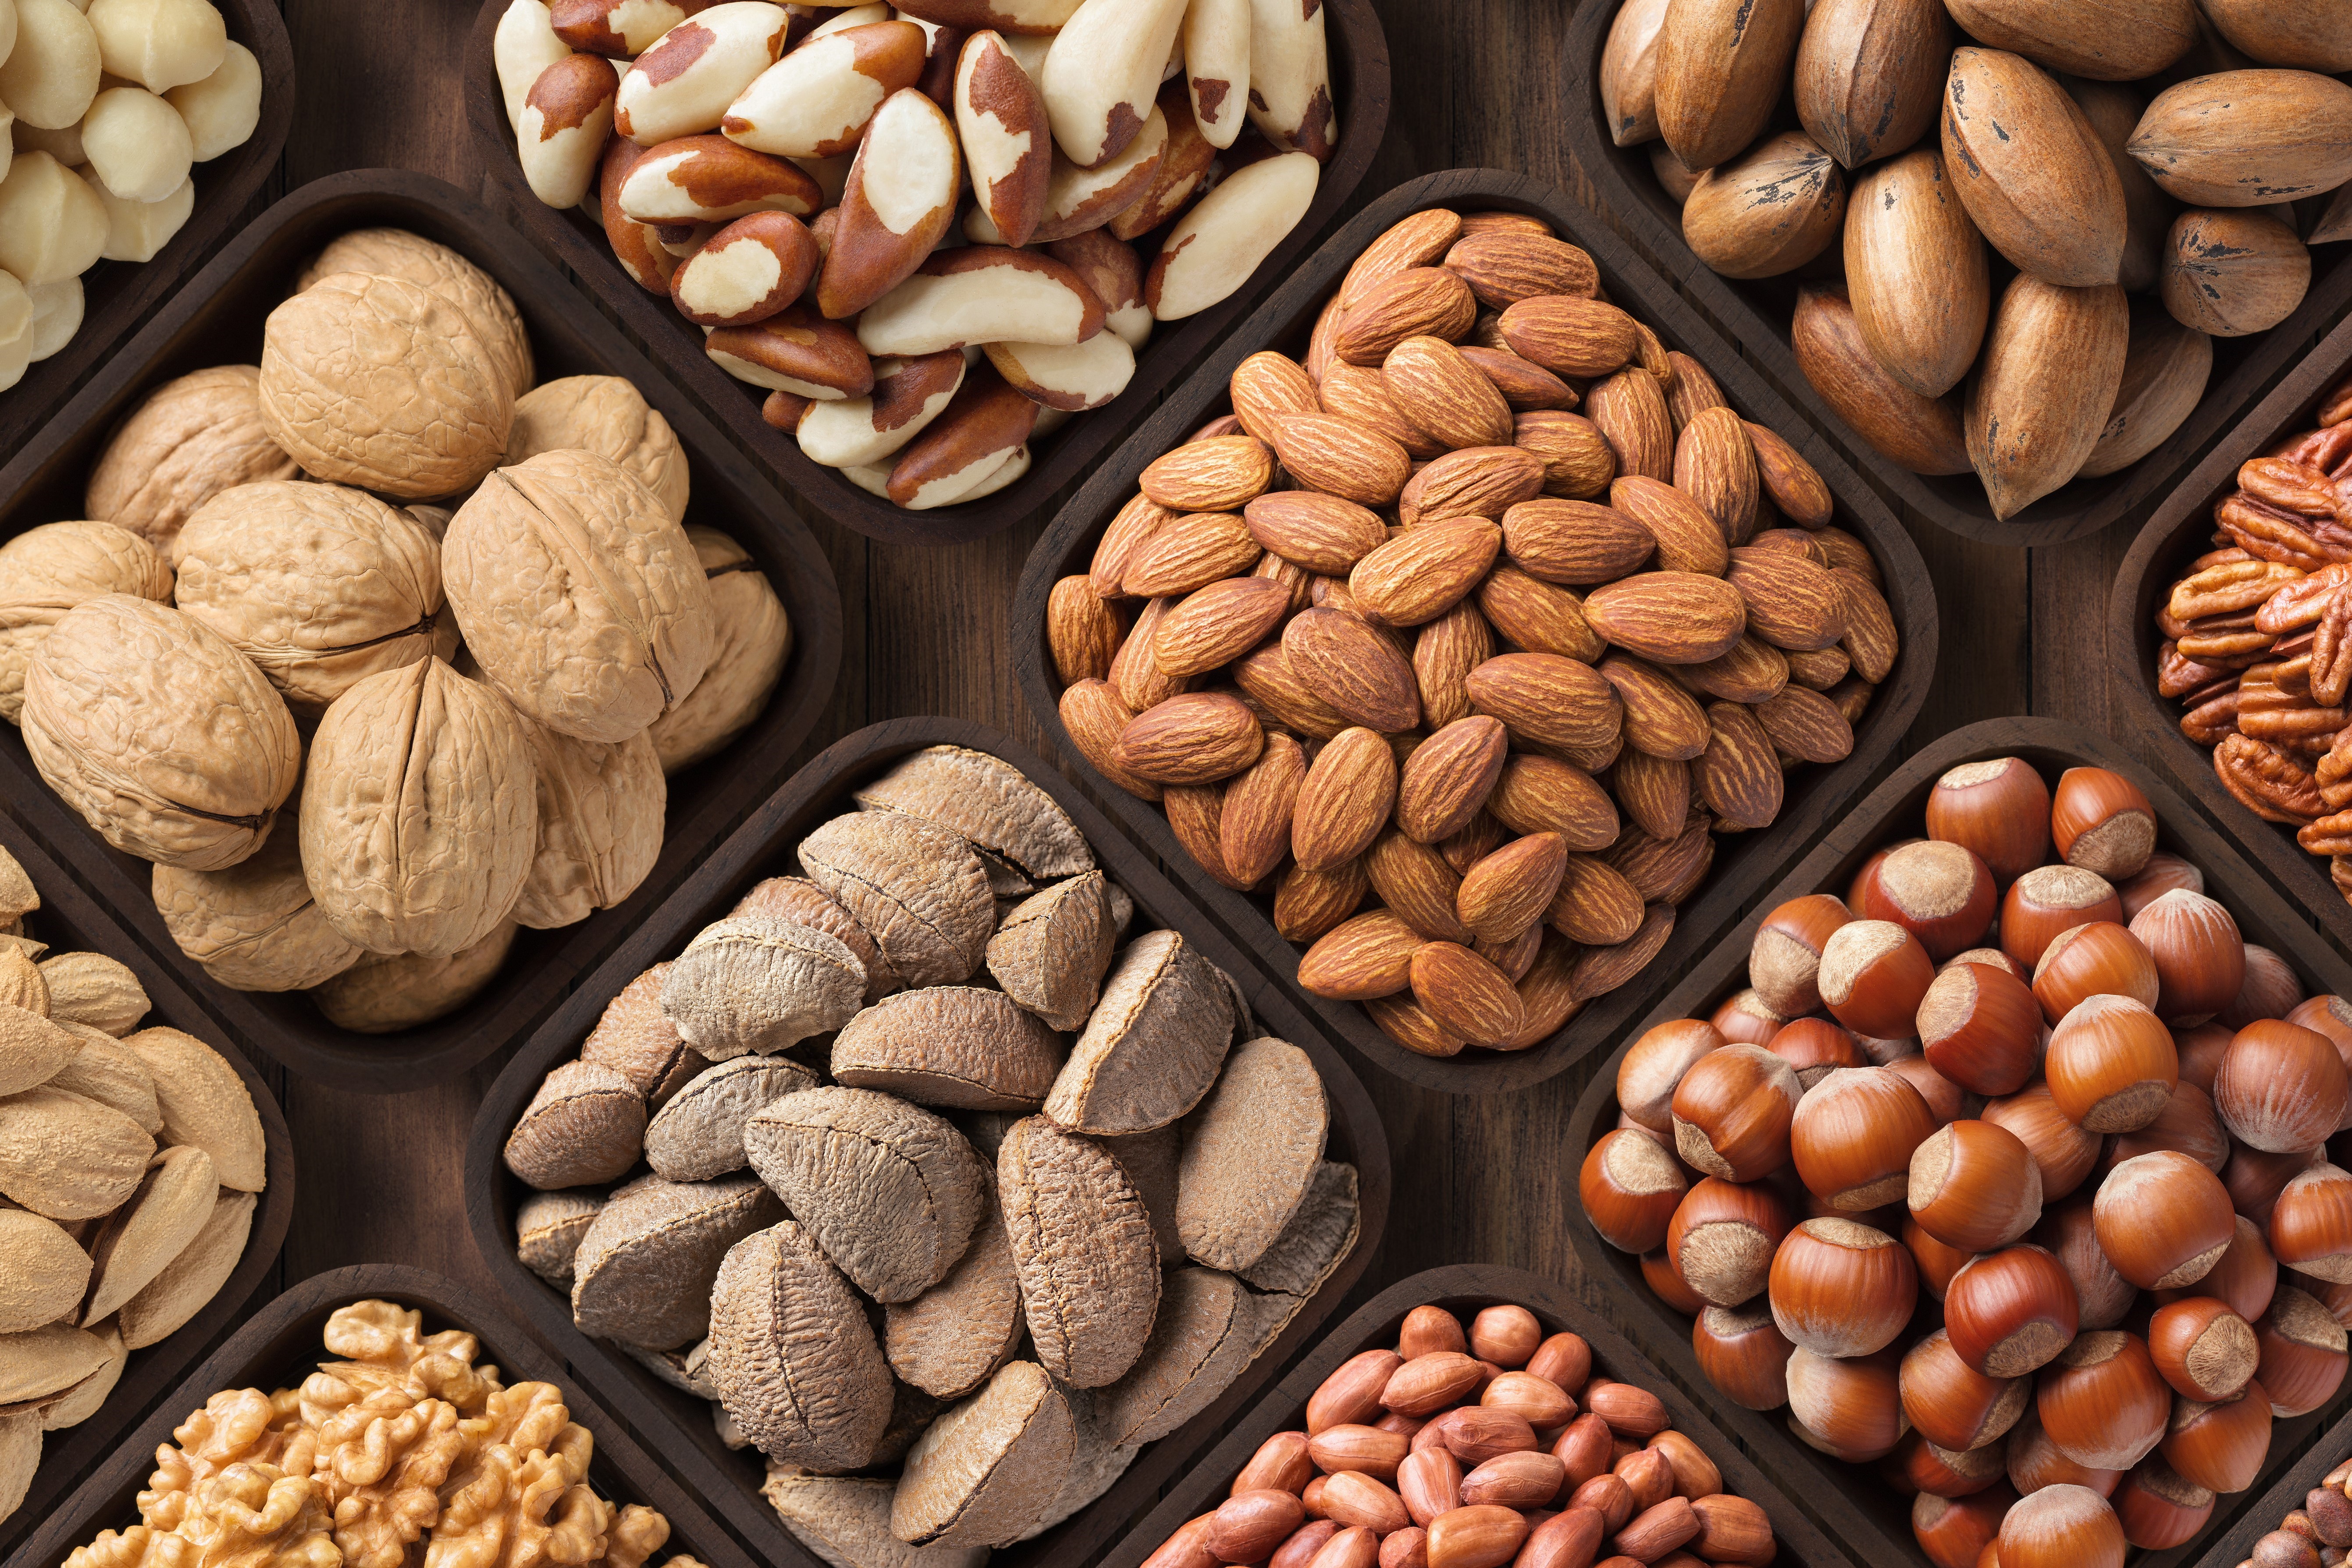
0, 0, 267, 389
2227, 1453, 2352, 1568
491, 0, 1341, 512
1578, 752, 2352, 1568
0, 839, 270, 1528
1135, 1298, 1779, 1568
1040, 200, 1902, 1067
0, 225, 793, 1033
500, 745, 1363, 1559
2149, 364, 2352, 909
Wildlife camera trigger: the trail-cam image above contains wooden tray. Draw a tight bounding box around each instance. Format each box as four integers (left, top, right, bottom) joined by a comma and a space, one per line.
0, 0, 295, 462
0, 810, 293, 1559
1009, 166, 1940, 1096
463, 715, 1393, 1568
0, 168, 845, 1097
1563, 715, 2352, 1568
2110, 309, 2352, 960
13, 1265, 764, 1568
1559, 0, 2352, 550
463, 0, 1393, 549
1093, 1265, 1861, 1568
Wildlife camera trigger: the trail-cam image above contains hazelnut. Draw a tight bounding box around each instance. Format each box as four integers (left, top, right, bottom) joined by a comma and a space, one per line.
1669, 1044, 1800, 1183
1984, 1082, 2103, 1202
2159, 1382, 2272, 1494
1857, 839, 1997, 960
1899, 1327, 2030, 1453
1747, 894, 1852, 1017
2117, 852, 2203, 922
2031, 922, 2159, 1024
2001, 866, 2122, 971
2215, 1019, 2349, 1153
2034, 1332, 2169, 1471
2050, 767, 2156, 882
1926, 755, 2051, 884
1910, 1118, 2044, 1253
1690, 1302, 1793, 1412
1580, 1129, 1687, 1255
2035, 1197, 2139, 1331
1791, 1066, 1938, 1212
2128, 889, 2245, 1025
1944, 1244, 2081, 1377
1918, 960, 2042, 1097
2044, 994, 2179, 1134
1767, 1216, 1917, 1358
1786, 1345, 1906, 1461
1817, 919, 1935, 1039
2253, 1285, 2349, 1416
1996, 1482, 2126, 1568
1665, 1177, 1790, 1308
2094, 1151, 2235, 1290
2108, 1456, 2213, 1550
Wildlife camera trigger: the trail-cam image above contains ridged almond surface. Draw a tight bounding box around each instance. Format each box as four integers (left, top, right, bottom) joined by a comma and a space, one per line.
1844, 149, 1990, 398
1366, 830, 1475, 943
1397, 717, 1510, 844
1599, 654, 1712, 760
1655, 0, 1808, 171
1790, 283, 1972, 476
1793, 0, 1950, 168
2128, 70, 2352, 206
1502, 499, 1656, 584
1611, 476, 1728, 576
1293, 728, 1400, 873
1583, 572, 1750, 665
1282, 608, 1421, 732
1965, 273, 2131, 520
1297, 911, 1422, 1000
1694, 702, 1784, 829
1383, 336, 1515, 450
1726, 546, 1850, 652
1476, 568, 1605, 662
1942, 47, 2127, 286
1673, 407, 1761, 544
2079, 298, 2210, 479
1584, 369, 1674, 483
1943, 0, 2194, 79
1413, 600, 1496, 728
1350, 520, 1503, 628
1466, 653, 1625, 752
1683, 131, 1849, 280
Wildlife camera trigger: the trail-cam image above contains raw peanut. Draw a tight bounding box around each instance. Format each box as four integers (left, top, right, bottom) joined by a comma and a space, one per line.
1424, 1503, 1529, 1568
1458, 1450, 1564, 1509
1236, 1429, 1319, 1495
1209, 1490, 1308, 1565
1398, 1447, 1465, 1526
1308, 1424, 1410, 1481
1320, 1472, 1412, 1536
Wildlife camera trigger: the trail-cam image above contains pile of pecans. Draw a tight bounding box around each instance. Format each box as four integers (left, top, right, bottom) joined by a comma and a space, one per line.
1043, 202, 1902, 1066
2234, 1459, 2352, 1568
2155, 368, 2352, 900
1139, 1298, 1778, 1568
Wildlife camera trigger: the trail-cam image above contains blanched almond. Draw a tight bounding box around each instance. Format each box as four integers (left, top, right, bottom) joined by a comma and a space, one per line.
616, 1, 793, 145
723, 20, 928, 157
955, 29, 1053, 247
818, 87, 963, 317
1146, 151, 1319, 320
858, 245, 1106, 354
671, 210, 818, 324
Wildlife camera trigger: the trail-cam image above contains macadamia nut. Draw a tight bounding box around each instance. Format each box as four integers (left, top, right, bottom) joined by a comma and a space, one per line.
0, 274, 32, 392
91, 170, 192, 261
26, 277, 81, 359
0, 152, 110, 285
166, 38, 259, 160
83, 85, 193, 203
85, 0, 226, 93
0, 0, 18, 66
14, 118, 89, 167
0, 0, 102, 131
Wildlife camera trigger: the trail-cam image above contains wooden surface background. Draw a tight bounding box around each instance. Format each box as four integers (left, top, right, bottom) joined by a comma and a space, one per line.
257, 0, 2159, 1327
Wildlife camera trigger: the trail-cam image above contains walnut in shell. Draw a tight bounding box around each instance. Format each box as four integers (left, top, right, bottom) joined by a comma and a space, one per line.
572, 1173, 783, 1350
730, 876, 893, 1001
259, 272, 516, 500
646, 526, 790, 775
1176, 1037, 1329, 1273
986, 873, 1116, 1032
23, 595, 300, 871
505, 376, 690, 523
997, 1115, 1160, 1388
504, 1060, 647, 1191
297, 228, 534, 399
706, 1219, 894, 1469
884, 1190, 1022, 1401
1094, 1266, 1263, 1447
644, 1055, 818, 1182
0, 1087, 155, 1220
0, 1209, 93, 1333
743, 1086, 989, 1304
445, 449, 716, 744
82, 366, 299, 555
509, 719, 664, 930
797, 811, 995, 989
39, 952, 149, 1036
120, 1026, 266, 1191
0, 520, 174, 723
891, 1360, 1076, 1549
854, 746, 1095, 885
660, 914, 865, 1060
170, 482, 455, 715
830, 988, 1064, 1110
308, 922, 517, 1033
516, 1190, 607, 1286
300, 658, 537, 956
152, 828, 365, 993
1043, 930, 1236, 1135
762, 1472, 987, 1568
580, 964, 702, 1104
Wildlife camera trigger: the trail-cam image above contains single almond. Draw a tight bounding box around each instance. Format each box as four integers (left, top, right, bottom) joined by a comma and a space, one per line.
1409, 942, 1526, 1048
1756, 686, 1857, 764
1397, 716, 1511, 844
1475, 568, 1605, 663
1123, 512, 1263, 597
1060, 678, 1163, 801
1585, 369, 1675, 484
1673, 407, 1762, 547
1583, 572, 1749, 664
1230, 351, 1320, 440
1466, 653, 1624, 753
1047, 575, 1124, 685
1502, 499, 1657, 584
1498, 296, 1639, 380
1352, 520, 1505, 627
1283, 608, 1423, 732
1116, 692, 1264, 785
1335, 268, 1479, 365
1612, 475, 1728, 576
1275, 859, 1372, 943
1111, 597, 1188, 711
1293, 728, 1402, 873
1444, 232, 1600, 308
1153, 576, 1292, 676
1549, 854, 1647, 946
1401, 447, 1548, 528
1457, 833, 1569, 945
1383, 336, 1516, 450
1487, 755, 1621, 851
1726, 545, 1851, 652
1140, 434, 1277, 512
1220, 733, 1308, 886
1270, 415, 1415, 507
1298, 910, 1423, 1000
1515, 410, 1620, 499
1600, 654, 1712, 761
1694, 701, 1784, 829
1365, 830, 1477, 943
1413, 600, 1497, 730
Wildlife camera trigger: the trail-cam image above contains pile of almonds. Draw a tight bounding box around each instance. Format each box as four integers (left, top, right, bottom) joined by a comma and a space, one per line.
1601, 0, 2352, 519
1580, 751, 2352, 1568
1043, 201, 1901, 1066
1138, 1298, 1779, 1568
2150, 365, 2352, 907
2227, 1457, 2352, 1568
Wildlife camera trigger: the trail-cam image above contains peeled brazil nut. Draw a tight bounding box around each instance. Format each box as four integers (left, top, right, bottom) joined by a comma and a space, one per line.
817, 87, 964, 319
1039, 0, 1183, 167
615, 0, 792, 146
670, 210, 819, 326
646, 524, 793, 774
554, 0, 706, 58
794, 349, 966, 468
1111, 86, 1219, 242
954, 28, 1052, 248
23, 595, 299, 871
301, 658, 537, 956
444, 448, 717, 743
617, 133, 823, 224
602, 138, 680, 292
1048, 229, 1151, 349
1027, 104, 1169, 245
1146, 153, 1321, 322
887, 363, 1039, 508
722, 19, 928, 158
709, 305, 875, 398
519, 52, 619, 210
856, 245, 1105, 356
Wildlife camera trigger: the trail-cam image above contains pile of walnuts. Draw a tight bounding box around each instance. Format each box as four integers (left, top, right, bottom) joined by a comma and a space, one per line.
60, 1298, 705, 1568
501, 745, 1362, 1557
0, 226, 793, 1031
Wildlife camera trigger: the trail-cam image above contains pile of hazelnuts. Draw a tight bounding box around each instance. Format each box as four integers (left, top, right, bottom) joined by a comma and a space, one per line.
1139, 1301, 1779, 1568
1577, 755, 2352, 1568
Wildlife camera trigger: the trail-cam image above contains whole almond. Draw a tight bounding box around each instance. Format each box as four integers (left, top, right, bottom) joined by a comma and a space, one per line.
1401, 447, 1548, 528
1790, 284, 1973, 477
2129, 70, 2352, 207
1459, 348, 1577, 412
1614, 748, 1693, 840
1336, 269, 1479, 365
1582, 369, 1674, 483
1352, 521, 1504, 627
1742, 422, 1833, 527
1245, 491, 1389, 574
1458, 833, 1569, 944
1611, 822, 1712, 903
1942, 47, 2127, 287
1602, 0, 1673, 146
1836, 568, 1900, 682
1113, 597, 1189, 711
1477, 923, 1542, 985
1234, 640, 1350, 739
1475, 568, 1605, 662
1124, 512, 1263, 597
1748, 527, 1828, 565
1965, 273, 2130, 519
1409, 942, 1526, 1049
1414, 600, 1497, 729
1307, 291, 1349, 384
1366, 993, 1468, 1058
1270, 415, 1415, 506
1794, 0, 1950, 168
1783, 646, 1852, 690
1498, 297, 1639, 380
1297, 910, 1422, 1000
1443, 814, 1509, 876
1694, 701, 1784, 828
1060, 678, 1163, 801
1509, 932, 1586, 1046
1611, 475, 1728, 576
1656, 0, 1808, 171
1049, 575, 1124, 684
1549, 854, 1647, 945
1756, 686, 1856, 763
1576, 904, 1679, 999
1443, 233, 1601, 309
1366, 830, 1476, 943
1293, 727, 1401, 872
1600, 654, 1712, 760
1221, 733, 1308, 885
1339, 210, 1467, 309
1397, 716, 1510, 843
1275, 859, 1371, 943
1515, 411, 1619, 499
1682, 131, 1848, 280
1502, 499, 1657, 584
1155, 576, 1292, 676
1254, 551, 1314, 614
2080, 298, 2211, 479
1583, 572, 1749, 664
1845, 149, 1992, 399
1487, 755, 1621, 850
1117, 692, 1264, 784
1092, 494, 1178, 596
1166, 782, 1245, 890
1673, 408, 1761, 546
1675, 634, 1792, 704
1284, 608, 1423, 732
1385, 337, 1515, 449
1466, 654, 1624, 752
1726, 545, 1851, 651
1322, 363, 1448, 459
1665, 352, 1732, 432
1140, 434, 1277, 511
1231, 352, 1320, 440
1944, 0, 2196, 83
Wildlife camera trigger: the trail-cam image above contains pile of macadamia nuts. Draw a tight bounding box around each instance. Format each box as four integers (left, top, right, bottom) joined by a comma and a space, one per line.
0, 0, 267, 391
